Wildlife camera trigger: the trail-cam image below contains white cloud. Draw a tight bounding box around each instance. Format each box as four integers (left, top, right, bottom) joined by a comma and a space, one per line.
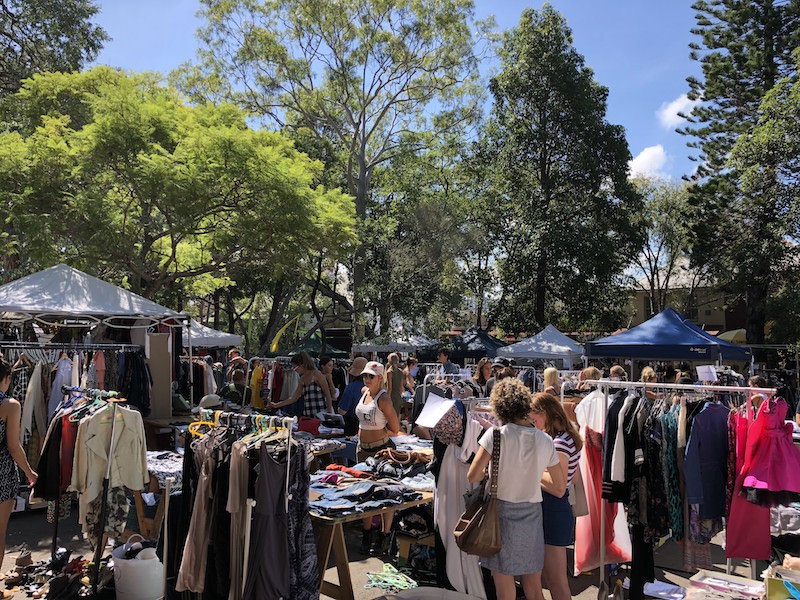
629, 145, 669, 178
657, 94, 699, 129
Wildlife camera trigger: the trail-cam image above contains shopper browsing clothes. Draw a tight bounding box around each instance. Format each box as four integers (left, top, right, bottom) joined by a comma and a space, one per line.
529, 392, 583, 600
467, 379, 565, 600
355, 361, 401, 556
269, 352, 334, 417
0, 358, 38, 596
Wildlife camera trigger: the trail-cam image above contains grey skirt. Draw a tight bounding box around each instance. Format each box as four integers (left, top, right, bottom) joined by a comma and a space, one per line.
480, 500, 544, 576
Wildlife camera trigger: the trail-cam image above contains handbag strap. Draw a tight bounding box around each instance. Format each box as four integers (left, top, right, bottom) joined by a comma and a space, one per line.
490, 428, 500, 496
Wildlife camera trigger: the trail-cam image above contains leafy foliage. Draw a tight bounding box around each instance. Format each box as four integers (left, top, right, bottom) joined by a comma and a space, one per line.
730, 48, 800, 342
0, 0, 107, 97
0, 68, 355, 305
176, 0, 491, 336
479, 6, 644, 334
683, 0, 800, 343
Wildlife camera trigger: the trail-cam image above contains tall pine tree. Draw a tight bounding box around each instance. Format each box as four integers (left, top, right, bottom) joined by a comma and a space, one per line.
481, 6, 643, 333
682, 0, 800, 343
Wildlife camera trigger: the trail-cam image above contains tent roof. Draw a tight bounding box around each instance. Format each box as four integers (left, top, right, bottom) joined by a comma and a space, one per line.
497, 324, 583, 359
586, 307, 751, 362
352, 334, 438, 353
183, 319, 242, 349
451, 327, 507, 360
288, 334, 349, 358
0, 264, 186, 325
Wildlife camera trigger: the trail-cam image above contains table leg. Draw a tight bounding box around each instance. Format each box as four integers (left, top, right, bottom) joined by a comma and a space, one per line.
317, 523, 355, 600
133, 491, 150, 538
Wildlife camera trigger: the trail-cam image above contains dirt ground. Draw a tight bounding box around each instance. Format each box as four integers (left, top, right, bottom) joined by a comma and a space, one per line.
2, 507, 757, 600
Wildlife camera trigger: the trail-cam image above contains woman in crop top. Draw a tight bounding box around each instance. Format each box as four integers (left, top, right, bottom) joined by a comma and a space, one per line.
355, 360, 400, 557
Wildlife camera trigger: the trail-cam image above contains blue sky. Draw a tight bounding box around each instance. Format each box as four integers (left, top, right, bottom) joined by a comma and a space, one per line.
92, 0, 701, 179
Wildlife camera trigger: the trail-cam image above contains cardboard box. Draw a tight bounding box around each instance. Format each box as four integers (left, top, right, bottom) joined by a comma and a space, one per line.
765, 567, 800, 600
689, 570, 764, 600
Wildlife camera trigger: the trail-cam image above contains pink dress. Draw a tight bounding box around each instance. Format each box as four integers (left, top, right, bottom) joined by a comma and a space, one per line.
726, 401, 770, 560
742, 398, 800, 500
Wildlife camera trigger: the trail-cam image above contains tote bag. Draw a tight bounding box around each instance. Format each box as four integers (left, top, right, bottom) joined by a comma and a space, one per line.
453, 429, 502, 557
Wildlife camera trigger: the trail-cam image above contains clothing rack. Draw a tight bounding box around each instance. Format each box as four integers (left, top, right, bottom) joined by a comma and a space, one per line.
241, 356, 293, 407
58, 385, 125, 592
581, 379, 777, 588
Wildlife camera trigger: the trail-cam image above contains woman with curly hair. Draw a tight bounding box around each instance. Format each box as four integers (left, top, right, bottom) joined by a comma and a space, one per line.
529, 393, 583, 600
467, 379, 566, 600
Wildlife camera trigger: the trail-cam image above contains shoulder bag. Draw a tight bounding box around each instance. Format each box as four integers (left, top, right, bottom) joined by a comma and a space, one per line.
453, 428, 502, 557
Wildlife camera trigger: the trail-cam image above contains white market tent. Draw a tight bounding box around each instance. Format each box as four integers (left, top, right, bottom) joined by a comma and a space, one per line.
497, 324, 583, 368
0, 264, 187, 326
352, 334, 439, 354
182, 318, 242, 349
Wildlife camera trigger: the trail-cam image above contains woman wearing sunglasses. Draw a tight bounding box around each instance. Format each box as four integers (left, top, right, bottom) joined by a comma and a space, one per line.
355, 361, 400, 555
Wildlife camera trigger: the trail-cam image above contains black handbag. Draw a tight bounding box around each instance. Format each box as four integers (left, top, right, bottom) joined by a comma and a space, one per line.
453, 429, 502, 557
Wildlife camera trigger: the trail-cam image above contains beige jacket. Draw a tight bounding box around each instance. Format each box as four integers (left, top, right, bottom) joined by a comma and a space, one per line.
70, 405, 149, 502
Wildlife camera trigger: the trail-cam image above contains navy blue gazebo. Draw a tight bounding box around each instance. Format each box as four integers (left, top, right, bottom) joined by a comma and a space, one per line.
586, 307, 751, 362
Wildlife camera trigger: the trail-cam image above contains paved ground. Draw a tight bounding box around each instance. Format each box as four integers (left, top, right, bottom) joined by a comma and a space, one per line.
2, 508, 756, 599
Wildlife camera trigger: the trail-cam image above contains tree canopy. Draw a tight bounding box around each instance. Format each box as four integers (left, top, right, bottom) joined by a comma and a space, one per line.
0, 67, 355, 305
0, 0, 107, 97
177, 0, 490, 337
478, 6, 644, 333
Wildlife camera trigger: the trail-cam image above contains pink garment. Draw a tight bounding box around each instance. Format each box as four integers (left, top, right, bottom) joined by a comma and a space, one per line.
94, 352, 105, 391
725, 402, 771, 560
742, 398, 800, 492
574, 428, 632, 574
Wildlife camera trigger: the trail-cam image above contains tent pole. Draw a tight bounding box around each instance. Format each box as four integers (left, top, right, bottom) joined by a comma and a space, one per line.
600, 381, 608, 590
188, 323, 193, 410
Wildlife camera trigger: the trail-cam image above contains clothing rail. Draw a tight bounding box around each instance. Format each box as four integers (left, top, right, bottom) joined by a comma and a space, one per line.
581, 379, 776, 587
421, 372, 473, 405
240, 356, 293, 407
0, 341, 142, 351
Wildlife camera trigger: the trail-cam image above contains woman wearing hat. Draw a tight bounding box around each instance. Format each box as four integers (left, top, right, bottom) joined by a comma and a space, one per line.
337, 357, 368, 435
355, 360, 400, 555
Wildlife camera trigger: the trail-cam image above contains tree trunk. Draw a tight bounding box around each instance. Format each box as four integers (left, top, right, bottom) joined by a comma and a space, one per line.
351, 153, 369, 341
535, 254, 547, 328
225, 289, 236, 334
745, 283, 768, 344
213, 290, 221, 330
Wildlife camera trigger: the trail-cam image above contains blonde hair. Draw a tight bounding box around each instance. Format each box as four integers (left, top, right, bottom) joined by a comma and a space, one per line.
610, 365, 627, 379
581, 366, 601, 381
543, 367, 560, 392
640, 367, 657, 383
531, 393, 583, 451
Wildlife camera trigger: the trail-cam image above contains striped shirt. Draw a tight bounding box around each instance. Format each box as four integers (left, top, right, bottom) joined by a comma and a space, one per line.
553, 432, 581, 485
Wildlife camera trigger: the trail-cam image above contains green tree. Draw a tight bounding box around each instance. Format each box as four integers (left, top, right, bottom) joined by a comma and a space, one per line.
730, 48, 800, 342
177, 0, 490, 337
629, 178, 711, 317
682, 0, 800, 343
481, 6, 643, 333
0, 67, 355, 307
0, 0, 107, 97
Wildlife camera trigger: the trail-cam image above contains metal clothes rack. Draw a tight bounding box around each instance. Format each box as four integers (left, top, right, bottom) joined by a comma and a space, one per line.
241, 356, 293, 407
581, 379, 777, 588
58, 385, 126, 593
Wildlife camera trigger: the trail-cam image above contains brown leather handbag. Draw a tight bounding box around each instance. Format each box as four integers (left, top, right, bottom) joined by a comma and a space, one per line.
453, 429, 502, 557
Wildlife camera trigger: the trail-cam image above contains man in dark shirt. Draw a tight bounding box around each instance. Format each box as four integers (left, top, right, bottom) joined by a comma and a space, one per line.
217, 369, 251, 406
437, 348, 460, 375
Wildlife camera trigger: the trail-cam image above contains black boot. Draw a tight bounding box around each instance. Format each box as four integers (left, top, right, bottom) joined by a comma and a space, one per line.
370, 531, 390, 556
360, 528, 373, 556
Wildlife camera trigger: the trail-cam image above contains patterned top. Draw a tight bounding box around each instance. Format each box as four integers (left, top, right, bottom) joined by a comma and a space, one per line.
553, 432, 581, 485
302, 380, 326, 418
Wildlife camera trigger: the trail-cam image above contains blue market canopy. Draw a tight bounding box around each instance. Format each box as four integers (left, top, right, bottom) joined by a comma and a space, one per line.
586, 307, 751, 362
450, 327, 508, 361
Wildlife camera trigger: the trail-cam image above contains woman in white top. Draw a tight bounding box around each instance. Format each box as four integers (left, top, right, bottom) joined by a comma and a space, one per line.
468, 379, 566, 600
355, 361, 400, 556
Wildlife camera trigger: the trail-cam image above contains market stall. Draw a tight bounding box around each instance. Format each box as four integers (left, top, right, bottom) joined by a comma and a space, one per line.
586, 307, 752, 363
448, 327, 507, 362
496, 324, 583, 368
181, 318, 242, 348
